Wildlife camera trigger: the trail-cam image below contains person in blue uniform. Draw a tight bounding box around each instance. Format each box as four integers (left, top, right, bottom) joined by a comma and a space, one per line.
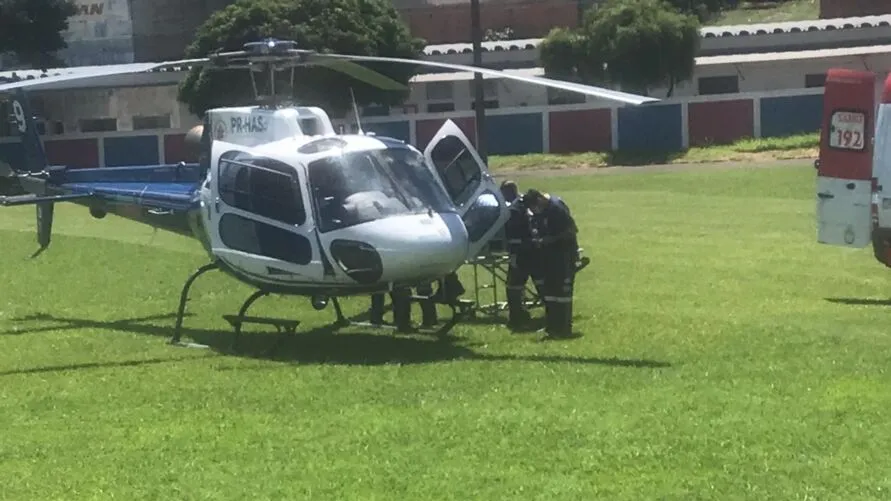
501, 180, 541, 330
524, 188, 579, 338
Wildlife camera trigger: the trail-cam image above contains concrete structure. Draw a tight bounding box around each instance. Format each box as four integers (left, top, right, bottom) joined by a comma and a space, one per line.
1, 16, 888, 166
821, 0, 891, 19
2, 42, 888, 137
0, 86, 829, 167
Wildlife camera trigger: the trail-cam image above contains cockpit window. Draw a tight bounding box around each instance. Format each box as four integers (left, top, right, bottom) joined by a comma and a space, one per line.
218, 151, 306, 226
308, 146, 455, 233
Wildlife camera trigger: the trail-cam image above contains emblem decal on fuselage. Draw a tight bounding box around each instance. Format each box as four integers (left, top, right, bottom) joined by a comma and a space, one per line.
213, 120, 227, 140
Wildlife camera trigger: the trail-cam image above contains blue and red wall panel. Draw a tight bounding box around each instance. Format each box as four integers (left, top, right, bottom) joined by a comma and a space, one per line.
0, 91, 828, 169
688, 100, 754, 146
548, 109, 611, 153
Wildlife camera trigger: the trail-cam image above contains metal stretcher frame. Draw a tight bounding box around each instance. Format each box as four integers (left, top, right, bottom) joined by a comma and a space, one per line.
464, 250, 543, 319
463, 246, 590, 320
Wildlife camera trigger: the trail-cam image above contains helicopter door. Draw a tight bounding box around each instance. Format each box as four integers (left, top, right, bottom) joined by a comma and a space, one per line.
816, 69, 876, 249
423, 120, 509, 260
205, 141, 322, 283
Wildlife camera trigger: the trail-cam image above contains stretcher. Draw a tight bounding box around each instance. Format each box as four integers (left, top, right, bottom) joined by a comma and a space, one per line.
462, 246, 590, 320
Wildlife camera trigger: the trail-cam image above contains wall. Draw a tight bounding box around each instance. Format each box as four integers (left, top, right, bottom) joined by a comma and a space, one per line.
9, 47, 884, 137
820, 0, 890, 18
129, 0, 235, 62
57, 0, 136, 66
0, 87, 830, 169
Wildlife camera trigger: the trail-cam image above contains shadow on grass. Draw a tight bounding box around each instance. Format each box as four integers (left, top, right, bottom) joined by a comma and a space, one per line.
825, 297, 891, 307
0, 311, 671, 375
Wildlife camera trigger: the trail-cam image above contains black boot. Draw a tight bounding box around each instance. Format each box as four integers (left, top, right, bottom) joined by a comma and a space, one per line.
418, 283, 438, 327
391, 288, 413, 333
369, 293, 385, 325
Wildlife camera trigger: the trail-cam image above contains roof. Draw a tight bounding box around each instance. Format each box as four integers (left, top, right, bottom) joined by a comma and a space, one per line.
423, 14, 891, 55
696, 43, 891, 65
413, 44, 891, 82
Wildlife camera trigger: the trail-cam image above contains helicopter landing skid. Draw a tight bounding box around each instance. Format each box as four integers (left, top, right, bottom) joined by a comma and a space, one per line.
223, 290, 301, 355
169, 262, 301, 355
170, 261, 220, 349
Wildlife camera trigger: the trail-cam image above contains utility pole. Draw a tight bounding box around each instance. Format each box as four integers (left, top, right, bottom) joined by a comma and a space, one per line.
470, 0, 487, 163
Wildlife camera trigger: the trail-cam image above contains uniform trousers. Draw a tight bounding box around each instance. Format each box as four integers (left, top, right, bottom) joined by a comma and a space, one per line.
541, 248, 577, 336
506, 251, 544, 326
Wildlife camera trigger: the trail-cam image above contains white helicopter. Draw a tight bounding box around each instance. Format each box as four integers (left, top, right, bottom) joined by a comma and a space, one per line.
0, 38, 658, 349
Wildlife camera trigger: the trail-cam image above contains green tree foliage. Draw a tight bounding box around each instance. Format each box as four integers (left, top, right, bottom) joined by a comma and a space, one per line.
0, 0, 77, 69
540, 0, 700, 97
177, 0, 426, 118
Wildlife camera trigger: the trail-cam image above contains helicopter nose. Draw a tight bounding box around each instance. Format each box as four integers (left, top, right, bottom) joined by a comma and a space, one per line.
329, 212, 468, 284
377, 212, 468, 282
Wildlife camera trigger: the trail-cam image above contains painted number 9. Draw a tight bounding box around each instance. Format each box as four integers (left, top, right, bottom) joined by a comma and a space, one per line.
11, 100, 26, 133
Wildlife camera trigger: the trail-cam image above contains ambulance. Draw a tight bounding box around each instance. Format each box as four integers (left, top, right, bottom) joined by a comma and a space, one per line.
816, 68, 891, 266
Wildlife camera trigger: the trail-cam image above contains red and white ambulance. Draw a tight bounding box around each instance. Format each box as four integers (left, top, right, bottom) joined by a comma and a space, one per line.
815, 68, 891, 266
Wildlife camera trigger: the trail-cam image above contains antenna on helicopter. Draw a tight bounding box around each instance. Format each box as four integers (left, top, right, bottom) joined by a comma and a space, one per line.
349, 87, 364, 135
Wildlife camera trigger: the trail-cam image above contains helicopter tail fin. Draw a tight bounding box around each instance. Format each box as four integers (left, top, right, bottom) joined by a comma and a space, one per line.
3, 89, 54, 254
8, 88, 49, 174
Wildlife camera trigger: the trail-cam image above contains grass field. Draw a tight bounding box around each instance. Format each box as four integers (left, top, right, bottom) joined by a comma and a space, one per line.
3, 161, 891, 499
488, 133, 819, 172
707, 0, 819, 25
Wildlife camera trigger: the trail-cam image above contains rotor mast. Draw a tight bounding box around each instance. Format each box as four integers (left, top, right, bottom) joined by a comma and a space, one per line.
209, 39, 305, 109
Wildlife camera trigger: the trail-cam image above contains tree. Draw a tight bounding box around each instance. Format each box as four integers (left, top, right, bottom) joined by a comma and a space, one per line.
177, 0, 426, 118
540, 0, 700, 97
539, 27, 586, 81
0, 0, 77, 69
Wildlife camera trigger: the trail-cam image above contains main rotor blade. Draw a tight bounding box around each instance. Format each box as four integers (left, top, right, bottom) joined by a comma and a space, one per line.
313, 54, 659, 106
304, 58, 408, 91
0, 58, 207, 94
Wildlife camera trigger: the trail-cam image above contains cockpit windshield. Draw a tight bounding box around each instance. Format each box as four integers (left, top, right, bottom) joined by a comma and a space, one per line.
308, 146, 455, 233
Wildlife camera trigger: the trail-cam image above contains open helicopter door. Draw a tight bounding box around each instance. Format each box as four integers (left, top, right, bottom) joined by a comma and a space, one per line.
424, 120, 510, 260
203, 140, 323, 284
816, 69, 876, 249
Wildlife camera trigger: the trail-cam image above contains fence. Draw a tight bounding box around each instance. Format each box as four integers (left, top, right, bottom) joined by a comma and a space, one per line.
0, 87, 825, 168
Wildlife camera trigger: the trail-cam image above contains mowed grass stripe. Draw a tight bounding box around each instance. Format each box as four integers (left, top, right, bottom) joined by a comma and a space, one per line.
1, 162, 891, 500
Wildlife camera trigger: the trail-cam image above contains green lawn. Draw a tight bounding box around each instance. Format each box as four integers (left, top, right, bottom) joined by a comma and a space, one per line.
2, 162, 891, 499
707, 0, 819, 25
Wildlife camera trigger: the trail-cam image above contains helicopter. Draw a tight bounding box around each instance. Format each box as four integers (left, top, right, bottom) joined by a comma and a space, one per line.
0, 38, 658, 350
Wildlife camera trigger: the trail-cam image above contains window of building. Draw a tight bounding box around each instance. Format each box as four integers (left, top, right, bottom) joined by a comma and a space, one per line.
361, 104, 390, 117
132, 114, 171, 130
426, 102, 455, 113
697, 75, 739, 95
425, 81, 453, 101
805, 73, 827, 88
79, 118, 118, 132
217, 151, 306, 226
471, 99, 500, 110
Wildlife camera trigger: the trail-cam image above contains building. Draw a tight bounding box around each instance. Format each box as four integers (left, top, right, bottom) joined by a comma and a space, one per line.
19, 0, 889, 70
1, 16, 890, 166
